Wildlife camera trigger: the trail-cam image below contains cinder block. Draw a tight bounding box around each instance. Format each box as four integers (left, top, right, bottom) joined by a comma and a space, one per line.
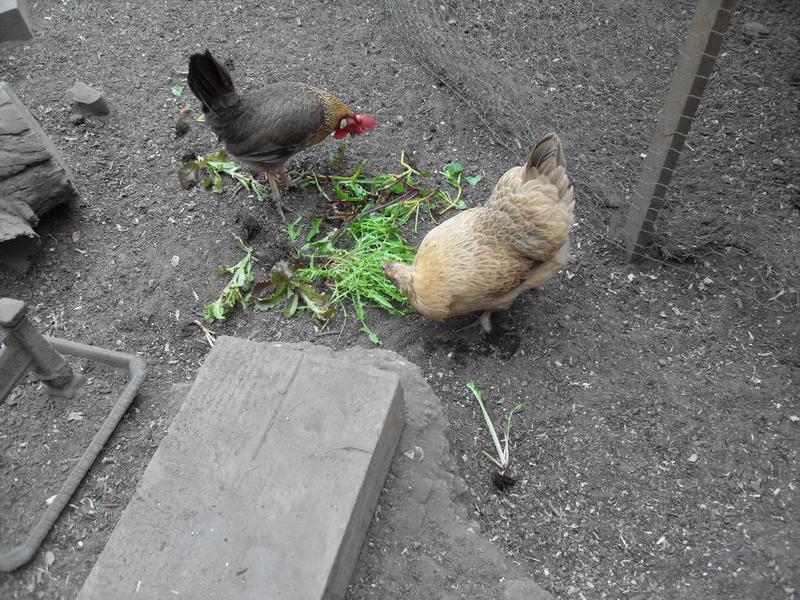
0, 0, 33, 42
77, 336, 405, 600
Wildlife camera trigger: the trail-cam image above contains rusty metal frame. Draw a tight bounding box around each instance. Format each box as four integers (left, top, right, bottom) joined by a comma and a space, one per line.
0, 298, 146, 571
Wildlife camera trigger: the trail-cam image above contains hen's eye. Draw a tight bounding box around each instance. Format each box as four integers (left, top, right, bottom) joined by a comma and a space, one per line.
339, 118, 348, 129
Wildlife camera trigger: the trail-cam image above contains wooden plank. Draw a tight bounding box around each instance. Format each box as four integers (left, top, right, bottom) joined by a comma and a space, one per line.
76, 336, 405, 600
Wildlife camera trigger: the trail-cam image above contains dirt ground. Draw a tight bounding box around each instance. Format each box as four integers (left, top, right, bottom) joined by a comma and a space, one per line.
1, 0, 798, 599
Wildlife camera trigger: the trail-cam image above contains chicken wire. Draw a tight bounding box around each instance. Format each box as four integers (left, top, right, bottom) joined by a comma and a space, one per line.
384, 0, 799, 312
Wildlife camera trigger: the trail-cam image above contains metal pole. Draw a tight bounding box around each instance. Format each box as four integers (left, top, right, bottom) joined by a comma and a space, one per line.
623, 0, 737, 261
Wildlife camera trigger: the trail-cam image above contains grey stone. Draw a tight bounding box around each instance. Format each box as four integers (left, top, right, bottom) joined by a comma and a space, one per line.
69, 81, 109, 115
742, 20, 769, 39
0, 0, 32, 42
76, 336, 405, 600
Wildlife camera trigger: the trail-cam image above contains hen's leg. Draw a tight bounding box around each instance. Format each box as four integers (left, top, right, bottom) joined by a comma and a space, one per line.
479, 311, 493, 334
257, 172, 292, 221
452, 312, 493, 335
267, 174, 286, 221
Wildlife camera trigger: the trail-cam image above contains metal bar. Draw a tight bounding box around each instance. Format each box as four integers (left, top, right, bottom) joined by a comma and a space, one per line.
623, 0, 737, 261
0, 300, 147, 572
0, 298, 79, 396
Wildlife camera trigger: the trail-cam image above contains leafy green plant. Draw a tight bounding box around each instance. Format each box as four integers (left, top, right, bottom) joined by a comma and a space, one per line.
298, 214, 417, 344
203, 237, 255, 323
467, 381, 524, 481
202, 242, 334, 325
253, 261, 334, 323
190, 153, 483, 343
299, 152, 483, 235
179, 149, 269, 200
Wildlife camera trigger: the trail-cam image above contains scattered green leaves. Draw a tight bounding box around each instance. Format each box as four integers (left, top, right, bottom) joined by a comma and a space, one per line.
202, 237, 255, 323
467, 381, 524, 474
202, 242, 334, 325
287, 216, 304, 241
179, 149, 269, 201
191, 152, 483, 343
297, 213, 417, 344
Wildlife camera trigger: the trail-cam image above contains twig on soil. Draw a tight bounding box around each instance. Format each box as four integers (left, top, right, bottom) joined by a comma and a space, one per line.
192, 319, 217, 347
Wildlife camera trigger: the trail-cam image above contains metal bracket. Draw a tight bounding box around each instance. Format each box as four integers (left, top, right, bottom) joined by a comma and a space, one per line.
0, 297, 146, 571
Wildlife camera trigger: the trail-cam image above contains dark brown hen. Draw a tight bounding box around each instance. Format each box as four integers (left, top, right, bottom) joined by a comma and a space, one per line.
187, 50, 376, 219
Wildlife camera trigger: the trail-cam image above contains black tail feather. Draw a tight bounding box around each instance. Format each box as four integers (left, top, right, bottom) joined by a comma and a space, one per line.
187, 49, 236, 113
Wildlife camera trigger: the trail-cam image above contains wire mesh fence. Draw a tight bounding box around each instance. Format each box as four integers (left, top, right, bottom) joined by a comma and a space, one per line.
383, 0, 799, 312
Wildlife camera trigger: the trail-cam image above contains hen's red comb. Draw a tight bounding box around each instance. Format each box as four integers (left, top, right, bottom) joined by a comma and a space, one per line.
355, 114, 377, 132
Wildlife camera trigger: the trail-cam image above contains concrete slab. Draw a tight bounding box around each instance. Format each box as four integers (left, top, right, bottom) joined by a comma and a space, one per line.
0, 0, 32, 42
76, 336, 404, 600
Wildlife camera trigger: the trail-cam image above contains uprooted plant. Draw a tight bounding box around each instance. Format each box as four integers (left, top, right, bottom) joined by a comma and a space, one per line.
202, 239, 335, 326
467, 380, 525, 490
179, 149, 269, 200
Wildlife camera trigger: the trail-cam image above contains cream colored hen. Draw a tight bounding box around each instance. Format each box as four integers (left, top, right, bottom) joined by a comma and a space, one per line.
384, 133, 574, 333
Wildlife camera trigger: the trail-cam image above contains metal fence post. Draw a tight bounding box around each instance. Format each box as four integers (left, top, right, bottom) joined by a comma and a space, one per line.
623, 0, 737, 261
0, 297, 81, 398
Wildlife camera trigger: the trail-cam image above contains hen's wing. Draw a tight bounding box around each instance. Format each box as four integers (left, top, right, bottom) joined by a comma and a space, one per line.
479, 133, 574, 262
208, 83, 327, 170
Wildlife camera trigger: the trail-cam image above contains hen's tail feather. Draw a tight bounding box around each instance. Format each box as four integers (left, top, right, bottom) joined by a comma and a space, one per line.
524, 133, 574, 208
187, 50, 238, 114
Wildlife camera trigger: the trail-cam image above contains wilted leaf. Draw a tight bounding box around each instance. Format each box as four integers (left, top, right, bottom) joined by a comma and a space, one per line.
287, 216, 303, 241
196, 113, 206, 123
297, 284, 336, 322
306, 217, 323, 243
254, 286, 288, 309
66, 411, 84, 422
270, 261, 294, 285
283, 291, 299, 318
212, 173, 224, 193
252, 280, 275, 299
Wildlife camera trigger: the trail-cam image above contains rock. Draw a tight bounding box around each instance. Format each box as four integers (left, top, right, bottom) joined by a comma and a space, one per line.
742, 21, 769, 40
69, 81, 110, 116
772, 158, 785, 167
0, 0, 33, 42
